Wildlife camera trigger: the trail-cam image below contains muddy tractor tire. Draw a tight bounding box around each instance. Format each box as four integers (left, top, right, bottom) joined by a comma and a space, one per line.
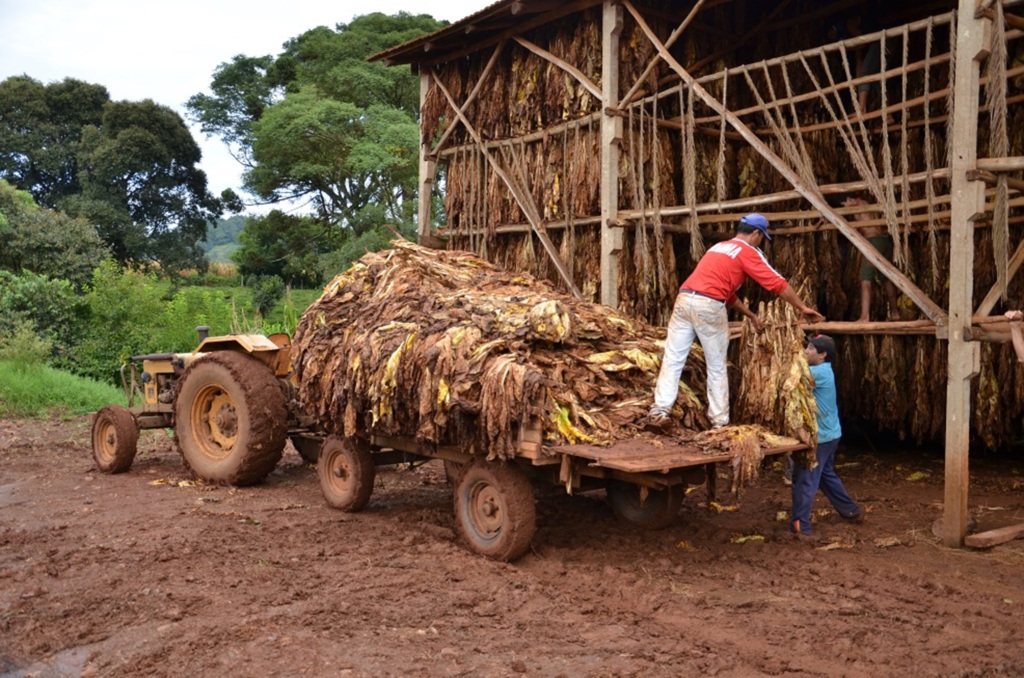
454, 459, 536, 561
91, 405, 139, 474
317, 436, 375, 511
606, 481, 683, 531
174, 351, 287, 486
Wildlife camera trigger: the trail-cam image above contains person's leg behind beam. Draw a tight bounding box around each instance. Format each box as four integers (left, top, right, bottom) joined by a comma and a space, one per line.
858, 279, 873, 322
651, 294, 698, 418
883, 279, 901, 320
692, 298, 731, 427
790, 446, 827, 536
815, 438, 862, 520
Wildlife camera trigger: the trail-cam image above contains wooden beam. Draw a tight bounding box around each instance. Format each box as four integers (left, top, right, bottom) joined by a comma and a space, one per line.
620, 0, 948, 326
429, 41, 507, 158
976, 156, 1024, 171
964, 523, 1024, 548
601, 1, 624, 308
430, 72, 584, 300
438, 112, 601, 160
967, 168, 1024, 192
414, 0, 604, 70
417, 72, 436, 239
618, 0, 707, 108
975, 238, 1024, 316
941, 0, 989, 549
512, 36, 602, 100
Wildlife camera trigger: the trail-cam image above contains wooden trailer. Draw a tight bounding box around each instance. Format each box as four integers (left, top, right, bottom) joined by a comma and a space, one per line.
316, 419, 808, 561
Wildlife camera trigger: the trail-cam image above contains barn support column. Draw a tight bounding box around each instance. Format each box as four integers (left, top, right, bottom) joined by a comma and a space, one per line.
941, 1, 990, 547
600, 0, 623, 308
417, 70, 437, 240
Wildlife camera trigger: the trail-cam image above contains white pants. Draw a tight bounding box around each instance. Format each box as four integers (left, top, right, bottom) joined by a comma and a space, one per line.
652, 292, 730, 427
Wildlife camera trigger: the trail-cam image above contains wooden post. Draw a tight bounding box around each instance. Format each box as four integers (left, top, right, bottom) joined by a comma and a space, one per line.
417, 71, 437, 240
601, 1, 623, 307
941, 1, 990, 547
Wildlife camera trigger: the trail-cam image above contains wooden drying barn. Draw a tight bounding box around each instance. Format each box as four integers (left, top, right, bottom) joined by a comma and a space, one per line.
371, 0, 1024, 546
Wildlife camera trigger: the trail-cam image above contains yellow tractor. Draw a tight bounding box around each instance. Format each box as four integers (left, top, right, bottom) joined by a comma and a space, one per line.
90, 327, 322, 485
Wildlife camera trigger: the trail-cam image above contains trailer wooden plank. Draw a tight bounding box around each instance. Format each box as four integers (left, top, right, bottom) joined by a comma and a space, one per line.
549, 438, 807, 474
964, 523, 1024, 549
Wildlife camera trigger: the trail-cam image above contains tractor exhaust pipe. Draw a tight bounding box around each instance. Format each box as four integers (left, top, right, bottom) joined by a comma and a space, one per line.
196, 325, 210, 342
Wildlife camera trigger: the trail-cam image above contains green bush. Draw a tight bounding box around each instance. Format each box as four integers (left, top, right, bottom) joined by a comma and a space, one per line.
251, 275, 285, 317
0, 320, 53, 370
0, 361, 125, 417
0, 270, 88, 367
158, 286, 246, 349
73, 261, 260, 383
73, 261, 168, 382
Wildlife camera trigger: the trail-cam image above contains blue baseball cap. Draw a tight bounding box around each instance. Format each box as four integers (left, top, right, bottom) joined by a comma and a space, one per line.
739, 213, 771, 240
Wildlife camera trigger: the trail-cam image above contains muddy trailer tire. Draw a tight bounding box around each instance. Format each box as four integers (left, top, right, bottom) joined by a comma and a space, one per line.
91, 405, 139, 473
454, 459, 536, 561
606, 482, 684, 530
317, 436, 375, 511
174, 351, 287, 485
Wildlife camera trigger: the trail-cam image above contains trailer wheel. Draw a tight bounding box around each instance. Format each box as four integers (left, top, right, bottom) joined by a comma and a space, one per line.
607, 482, 683, 530
317, 436, 374, 511
91, 405, 139, 473
174, 351, 287, 485
454, 460, 535, 561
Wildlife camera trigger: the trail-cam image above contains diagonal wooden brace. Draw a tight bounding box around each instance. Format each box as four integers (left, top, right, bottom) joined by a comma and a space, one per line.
622, 0, 948, 326
430, 71, 584, 299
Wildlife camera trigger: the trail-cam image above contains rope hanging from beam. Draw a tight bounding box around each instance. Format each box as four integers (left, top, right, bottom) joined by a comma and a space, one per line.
681, 85, 703, 261
987, 0, 1011, 301
899, 24, 912, 257
923, 17, 941, 286
716, 69, 729, 205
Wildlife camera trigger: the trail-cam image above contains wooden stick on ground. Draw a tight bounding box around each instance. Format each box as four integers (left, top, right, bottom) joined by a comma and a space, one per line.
965, 523, 1024, 548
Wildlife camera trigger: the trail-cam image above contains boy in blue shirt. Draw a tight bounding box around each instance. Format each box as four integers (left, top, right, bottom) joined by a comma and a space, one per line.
790, 334, 864, 539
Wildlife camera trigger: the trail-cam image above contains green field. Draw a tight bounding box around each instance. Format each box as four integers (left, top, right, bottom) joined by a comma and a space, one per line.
0, 361, 126, 417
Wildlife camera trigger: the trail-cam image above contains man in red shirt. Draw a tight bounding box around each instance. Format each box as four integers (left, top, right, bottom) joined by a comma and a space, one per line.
649, 213, 825, 429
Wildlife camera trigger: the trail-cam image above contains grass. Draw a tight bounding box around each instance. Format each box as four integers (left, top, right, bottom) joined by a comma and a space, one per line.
0, 361, 126, 418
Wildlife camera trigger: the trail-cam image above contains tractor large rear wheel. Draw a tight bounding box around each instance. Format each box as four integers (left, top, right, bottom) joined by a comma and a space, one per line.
91, 405, 139, 473
174, 351, 287, 485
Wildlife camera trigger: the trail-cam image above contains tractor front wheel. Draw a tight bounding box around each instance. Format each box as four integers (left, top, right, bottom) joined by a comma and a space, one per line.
91, 405, 139, 473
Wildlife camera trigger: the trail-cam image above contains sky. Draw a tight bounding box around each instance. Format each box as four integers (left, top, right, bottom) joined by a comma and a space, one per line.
0, 0, 492, 214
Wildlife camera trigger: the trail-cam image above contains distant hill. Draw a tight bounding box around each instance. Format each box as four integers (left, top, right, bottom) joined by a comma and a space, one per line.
202, 216, 245, 263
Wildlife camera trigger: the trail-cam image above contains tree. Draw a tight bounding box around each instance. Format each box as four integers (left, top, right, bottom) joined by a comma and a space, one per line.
0, 77, 225, 274
187, 12, 443, 231
0, 179, 108, 289
233, 210, 326, 287
186, 55, 278, 170
0, 76, 108, 207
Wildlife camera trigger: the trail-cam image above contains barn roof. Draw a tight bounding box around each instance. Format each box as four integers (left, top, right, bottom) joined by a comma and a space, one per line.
370, 0, 602, 66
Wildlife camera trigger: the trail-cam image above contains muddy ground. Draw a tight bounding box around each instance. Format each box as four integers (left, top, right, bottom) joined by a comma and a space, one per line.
2, 415, 1024, 677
